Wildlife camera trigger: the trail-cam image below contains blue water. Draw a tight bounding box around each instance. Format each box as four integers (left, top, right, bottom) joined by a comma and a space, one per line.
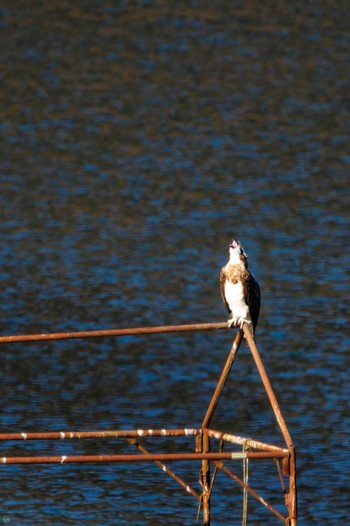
1, 1, 349, 524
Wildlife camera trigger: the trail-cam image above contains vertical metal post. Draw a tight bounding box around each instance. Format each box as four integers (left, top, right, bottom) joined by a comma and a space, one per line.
200, 330, 243, 526
200, 431, 211, 525
288, 446, 297, 525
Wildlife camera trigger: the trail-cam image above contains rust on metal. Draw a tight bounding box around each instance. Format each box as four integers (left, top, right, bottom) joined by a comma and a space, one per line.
0, 451, 286, 465
206, 428, 288, 454
199, 430, 211, 525
0, 322, 228, 344
242, 324, 298, 524
0, 321, 297, 525
215, 461, 287, 523
127, 437, 201, 501
202, 329, 243, 429
242, 324, 294, 449
0, 428, 201, 441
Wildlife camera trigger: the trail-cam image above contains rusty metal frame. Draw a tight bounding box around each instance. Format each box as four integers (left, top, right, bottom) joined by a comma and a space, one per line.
0, 322, 297, 525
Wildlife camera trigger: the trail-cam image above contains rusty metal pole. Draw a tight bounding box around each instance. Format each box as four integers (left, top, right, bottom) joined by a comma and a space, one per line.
287, 447, 297, 526
202, 330, 243, 429
200, 329, 243, 526
215, 461, 288, 523
0, 452, 286, 465
200, 431, 211, 526
127, 438, 201, 501
0, 321, 297, 523
242, 324, 293, 447
0, 322, 228, 344
242, 324, 297, 525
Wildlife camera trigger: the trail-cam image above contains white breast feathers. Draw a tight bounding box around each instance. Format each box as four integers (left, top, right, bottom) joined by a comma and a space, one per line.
224, 280, 252, 328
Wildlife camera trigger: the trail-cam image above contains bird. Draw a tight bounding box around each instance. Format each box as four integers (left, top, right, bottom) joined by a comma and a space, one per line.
220, 239, 261, 337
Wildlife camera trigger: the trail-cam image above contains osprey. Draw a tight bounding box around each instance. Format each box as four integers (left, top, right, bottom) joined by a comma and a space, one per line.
220, 239, 261, 336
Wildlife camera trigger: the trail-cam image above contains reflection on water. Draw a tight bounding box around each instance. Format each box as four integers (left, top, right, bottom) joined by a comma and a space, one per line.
1, 1, 349, 524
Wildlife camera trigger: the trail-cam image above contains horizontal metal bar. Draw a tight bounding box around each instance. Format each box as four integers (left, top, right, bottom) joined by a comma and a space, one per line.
0, 322, 228, 344
0, 428, 201, 441
205, 428, 288, 454
0, 451, 287, 465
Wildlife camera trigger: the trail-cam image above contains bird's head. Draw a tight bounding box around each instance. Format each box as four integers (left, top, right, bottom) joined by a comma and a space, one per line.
229, 239, 247, 264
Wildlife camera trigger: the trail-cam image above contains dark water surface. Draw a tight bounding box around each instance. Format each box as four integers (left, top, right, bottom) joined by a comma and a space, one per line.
1, 1, 349, 524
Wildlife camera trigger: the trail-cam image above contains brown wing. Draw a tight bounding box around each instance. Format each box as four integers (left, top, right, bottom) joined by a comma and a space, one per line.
220, 266, 231, 314
245, 272, 261, 331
